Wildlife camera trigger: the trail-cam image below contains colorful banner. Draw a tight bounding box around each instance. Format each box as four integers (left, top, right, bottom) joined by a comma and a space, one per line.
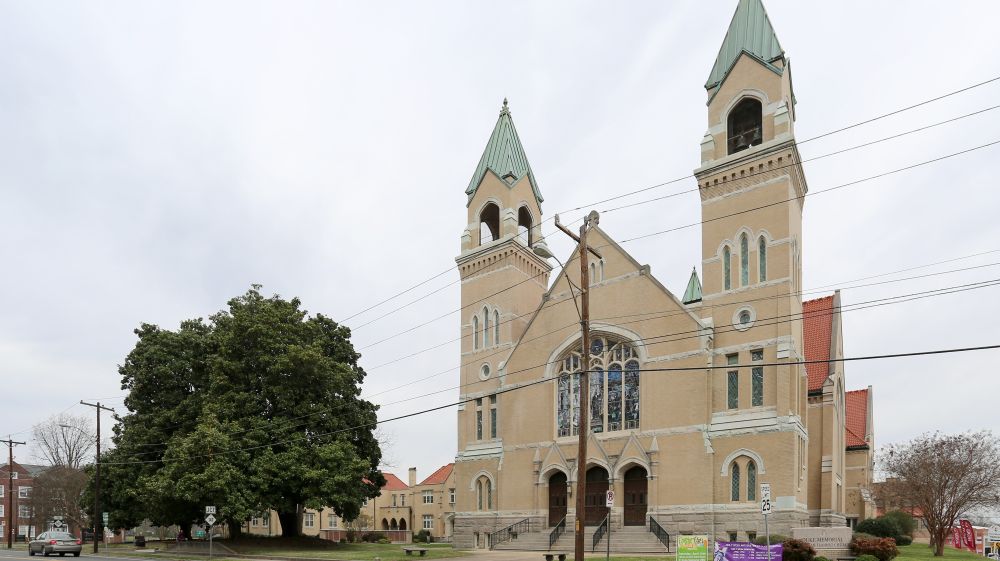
714, 541, 783, 561
960, 519, 976, 552
952, 527, 962, 549
678, 535, 710, 561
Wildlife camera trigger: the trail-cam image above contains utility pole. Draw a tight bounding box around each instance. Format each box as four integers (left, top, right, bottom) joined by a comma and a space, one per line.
3, 437, 26, 549
80, 401, 113, 554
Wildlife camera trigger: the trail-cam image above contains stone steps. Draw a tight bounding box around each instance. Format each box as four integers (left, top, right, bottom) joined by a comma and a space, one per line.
493, 526, 670, 554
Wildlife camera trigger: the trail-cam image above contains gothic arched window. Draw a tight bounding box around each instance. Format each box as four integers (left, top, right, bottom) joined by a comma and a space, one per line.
494, 309, 500, 345
517, 206, 533, 247
483, 306, 491, 347
476, 479, 483, 510
473, 315, 480, 350
590, 263, 596, 284
728, 98, 763, 154
723, 246, 732, 291
740, 233, 749, 287
731, 463, 741, 501
556, 335, 640, 436
759, 236, 767, 282
747, 460, 757, 502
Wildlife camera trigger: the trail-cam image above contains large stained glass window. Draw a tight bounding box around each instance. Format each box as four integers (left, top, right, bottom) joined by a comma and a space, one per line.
728, 370, 739, 409
758, 236, 767, 282
747, 461, 757, 501
752, 367, 764, 407
723, 246, 732, 290
740, 233, 749, 287
624, 360, 640, 429
556, 336, 640, 437
731, 463, 741, 501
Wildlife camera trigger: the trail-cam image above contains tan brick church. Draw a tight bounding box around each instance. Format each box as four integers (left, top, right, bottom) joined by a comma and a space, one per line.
450, 0, 876, 550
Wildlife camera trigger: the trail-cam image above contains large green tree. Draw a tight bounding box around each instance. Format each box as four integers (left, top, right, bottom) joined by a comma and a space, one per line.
92, 286, 384, 537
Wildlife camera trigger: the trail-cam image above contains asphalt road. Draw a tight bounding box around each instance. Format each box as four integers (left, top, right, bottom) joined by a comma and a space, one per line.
0, 550, 160, 561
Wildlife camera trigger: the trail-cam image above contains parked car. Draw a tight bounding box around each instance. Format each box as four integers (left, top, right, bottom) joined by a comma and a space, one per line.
28, 532, 82, 557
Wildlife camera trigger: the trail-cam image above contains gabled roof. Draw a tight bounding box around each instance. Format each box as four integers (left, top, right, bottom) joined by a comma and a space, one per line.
846, 388, 870, 449
682, 267, 702, 304
465, 99, 543, 206
381, 472, 408, 491
803, 295, 835, 392
705, 0, 785, 90
418, 463, 454, 486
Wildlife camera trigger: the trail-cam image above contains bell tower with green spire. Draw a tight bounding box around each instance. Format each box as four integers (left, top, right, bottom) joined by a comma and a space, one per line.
454, 100, 551, 477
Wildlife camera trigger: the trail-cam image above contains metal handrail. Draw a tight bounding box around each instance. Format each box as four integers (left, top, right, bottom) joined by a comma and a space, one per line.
592, 514, 609, 552
649, 516, 670, 551
488, 517, 530, 549
548, 516, 566, 551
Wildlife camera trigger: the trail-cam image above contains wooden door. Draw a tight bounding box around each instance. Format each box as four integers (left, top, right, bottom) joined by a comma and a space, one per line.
585, 467, 609, 525
549, 472, 568, 526
623, 466, 648, 526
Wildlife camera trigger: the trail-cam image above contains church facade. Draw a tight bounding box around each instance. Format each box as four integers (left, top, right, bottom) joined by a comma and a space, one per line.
451, 0, 874, 549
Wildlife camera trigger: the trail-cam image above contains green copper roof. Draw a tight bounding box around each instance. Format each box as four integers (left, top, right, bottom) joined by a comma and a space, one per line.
466, 99, 543, 206
705, 0, 784, 90
682, 267, 702, 304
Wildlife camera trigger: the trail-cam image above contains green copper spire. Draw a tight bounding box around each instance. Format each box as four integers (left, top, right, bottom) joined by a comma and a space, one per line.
705, 0, 784, 90
465, 99, 543, 206
682, 267, 703, 305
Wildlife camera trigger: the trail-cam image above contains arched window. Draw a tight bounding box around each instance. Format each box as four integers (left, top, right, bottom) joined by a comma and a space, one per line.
758, 236, 767, 282
486, 479, 493, 509
728, 98, 763, 154
740, 233, 749, 287
747, 461, 757, 502
556, 335, 640, 436
590, 263, 596, 284
517, 206, 533, 247
600, 260, 605, 281
475, 476, 492, 510
479, 203, 500, 245
399, 518, 406, 531
473, 315, 480, 350
483, 306, 491, 347
731, 463, 741, 501
476, 479, 483, 510
494, 309, 500, 345
723, 246, 732, 291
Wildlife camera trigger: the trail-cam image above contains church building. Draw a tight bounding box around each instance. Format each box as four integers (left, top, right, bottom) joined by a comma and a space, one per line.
451, 0, 875, 550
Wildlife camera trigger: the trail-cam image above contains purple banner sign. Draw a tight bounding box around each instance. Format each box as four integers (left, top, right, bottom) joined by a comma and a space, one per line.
714, 541, 783, 561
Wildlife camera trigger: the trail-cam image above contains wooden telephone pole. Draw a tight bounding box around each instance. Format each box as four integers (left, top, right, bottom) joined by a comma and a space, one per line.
3, 437, 26, 549
80, 402, 113, 554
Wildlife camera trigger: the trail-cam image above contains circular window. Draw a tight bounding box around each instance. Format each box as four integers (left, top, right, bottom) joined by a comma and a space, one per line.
732, 306, 756, 331
479, 364, 491, 380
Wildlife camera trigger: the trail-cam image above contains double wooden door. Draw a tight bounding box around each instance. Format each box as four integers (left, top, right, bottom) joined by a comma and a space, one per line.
548, 472, 568, 526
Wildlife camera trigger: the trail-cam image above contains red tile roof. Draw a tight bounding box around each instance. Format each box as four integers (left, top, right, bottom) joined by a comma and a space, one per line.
419, 463, 454, 486
845, 388, 870, 448
382, 472, 408, 491
803, 295, 835, 392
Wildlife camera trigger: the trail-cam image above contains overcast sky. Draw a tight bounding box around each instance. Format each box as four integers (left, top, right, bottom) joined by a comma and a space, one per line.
2, 1, 999, 484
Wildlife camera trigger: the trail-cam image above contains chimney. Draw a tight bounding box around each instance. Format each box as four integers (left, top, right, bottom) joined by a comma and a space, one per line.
408, 467, 417, 487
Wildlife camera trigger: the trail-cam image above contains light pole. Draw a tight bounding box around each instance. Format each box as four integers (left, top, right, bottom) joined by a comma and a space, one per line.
76, 401, 113, 554
533, 210, 602, 561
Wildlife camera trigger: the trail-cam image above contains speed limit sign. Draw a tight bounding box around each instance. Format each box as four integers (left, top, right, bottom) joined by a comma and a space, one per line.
760, 483, 772, 515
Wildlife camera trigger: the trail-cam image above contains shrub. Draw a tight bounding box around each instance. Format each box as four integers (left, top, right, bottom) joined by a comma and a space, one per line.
856, 518, 902, 540
852, 533, 877, 542
377, 537, 390, 544
895, 536, 912, 546
856, 555, 879, 561
751, 535, 789, 546
781, 538, 816, 561
361, 532, 379, 543
413, 530, 431, 543
338, 538, 347, 544
881, 511, 917, 537
814, 556, 831, 561
851, 538, 899, 561
345, 530, 357, 543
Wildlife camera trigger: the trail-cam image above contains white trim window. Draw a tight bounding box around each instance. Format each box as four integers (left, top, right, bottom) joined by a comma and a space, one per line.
449, 489, 455, 504
303, 512, 315, 528
422, 490, 433, 504
19, 505, 32, 518
422, 515, 433, 530
18, 486, 31, 499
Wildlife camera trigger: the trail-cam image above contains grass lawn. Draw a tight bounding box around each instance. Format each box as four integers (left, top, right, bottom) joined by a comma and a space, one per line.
226, 538, 465, 561
896, 544, 985, 561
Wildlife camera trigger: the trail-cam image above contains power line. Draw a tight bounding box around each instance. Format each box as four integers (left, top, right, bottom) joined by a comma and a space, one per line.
97, 343, 1000, 466
334, 76, 1000, 328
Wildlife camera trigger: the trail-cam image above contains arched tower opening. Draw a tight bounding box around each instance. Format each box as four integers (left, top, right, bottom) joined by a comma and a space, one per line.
727, 97, 763, 154
479, 202, 500, 245
517, 206, 533, 247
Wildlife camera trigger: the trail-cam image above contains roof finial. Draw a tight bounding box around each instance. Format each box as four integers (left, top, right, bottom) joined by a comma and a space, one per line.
500, 97, 510, 115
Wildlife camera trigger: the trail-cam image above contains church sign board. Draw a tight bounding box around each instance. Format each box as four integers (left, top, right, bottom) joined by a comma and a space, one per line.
792, 527, 853, 554
678, 535, 710, 561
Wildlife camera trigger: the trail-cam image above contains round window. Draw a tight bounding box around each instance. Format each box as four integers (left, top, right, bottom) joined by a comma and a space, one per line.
732, 306, 756, 331
479, 364, 491, 380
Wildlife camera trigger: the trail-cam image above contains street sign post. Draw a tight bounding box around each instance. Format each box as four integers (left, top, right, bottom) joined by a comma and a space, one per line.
605, 490, 615, 561
205, 513, 216, 559
206, 506, 216, 515
761, 484, 772, 561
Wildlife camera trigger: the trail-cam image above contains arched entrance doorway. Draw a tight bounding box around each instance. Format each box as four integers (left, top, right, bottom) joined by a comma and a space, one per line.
584, 466, 609, 525
399, 518, 407, 531
390, 519, 398, 530
381, 518, 389, 530
548, 471, 568, 526
623, 466, 648, 526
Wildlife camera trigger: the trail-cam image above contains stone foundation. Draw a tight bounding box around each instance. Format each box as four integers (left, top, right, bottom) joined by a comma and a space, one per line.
452, 514, 546, 550
652, 510, 810, 541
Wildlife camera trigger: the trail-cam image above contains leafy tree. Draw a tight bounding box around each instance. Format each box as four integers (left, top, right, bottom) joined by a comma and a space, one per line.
90, 286, 384, 538
881, 510, 916, 537
855, 517, 901, 540
880, 431, 1000, 556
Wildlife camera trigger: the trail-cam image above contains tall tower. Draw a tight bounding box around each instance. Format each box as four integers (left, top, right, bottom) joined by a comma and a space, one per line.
454, 102, 551, 539
694, 0, 813, 531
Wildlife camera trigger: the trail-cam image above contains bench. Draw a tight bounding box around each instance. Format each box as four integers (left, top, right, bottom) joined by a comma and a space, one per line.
543, 553, 568, 561
403, 547, 429, 556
